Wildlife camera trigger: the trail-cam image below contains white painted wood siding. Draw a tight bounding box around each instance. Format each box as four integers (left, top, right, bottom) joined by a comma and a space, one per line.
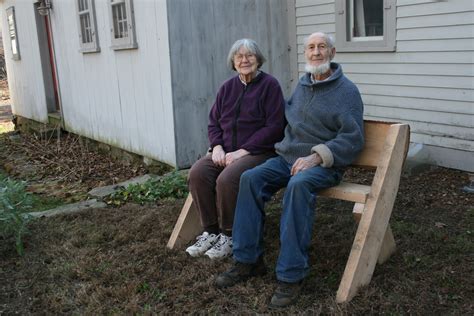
0, 0, 50, 123
50, 0, 176, 166
295, 0, 474, 171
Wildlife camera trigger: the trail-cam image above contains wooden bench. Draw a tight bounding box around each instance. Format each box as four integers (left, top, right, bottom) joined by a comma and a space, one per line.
167, 120, 410, 303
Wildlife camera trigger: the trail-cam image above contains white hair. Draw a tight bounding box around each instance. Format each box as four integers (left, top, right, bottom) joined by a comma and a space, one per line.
227, 38, 266, 71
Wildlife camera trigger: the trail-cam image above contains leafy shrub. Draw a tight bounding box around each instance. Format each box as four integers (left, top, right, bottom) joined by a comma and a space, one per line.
0, 177, 33, 255
107, 171, 188, 205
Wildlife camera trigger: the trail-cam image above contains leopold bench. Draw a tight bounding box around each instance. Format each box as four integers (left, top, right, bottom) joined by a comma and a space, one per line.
167, 120, 410, 303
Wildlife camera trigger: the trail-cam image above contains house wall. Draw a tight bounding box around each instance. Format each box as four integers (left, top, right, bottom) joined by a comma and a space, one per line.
168, 0, 294, 168
295, 0, 474, 171
49, 0, 176, 166
0, 0, 50, 123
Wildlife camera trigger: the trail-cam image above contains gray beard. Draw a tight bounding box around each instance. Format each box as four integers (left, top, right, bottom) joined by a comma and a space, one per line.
305, 61, 331, 76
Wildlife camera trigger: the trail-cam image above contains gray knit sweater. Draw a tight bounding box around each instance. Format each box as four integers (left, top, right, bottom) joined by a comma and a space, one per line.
275, 62, 364, 168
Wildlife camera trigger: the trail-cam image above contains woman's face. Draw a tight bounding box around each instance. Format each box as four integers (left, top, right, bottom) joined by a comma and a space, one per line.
233, 47, 258, 77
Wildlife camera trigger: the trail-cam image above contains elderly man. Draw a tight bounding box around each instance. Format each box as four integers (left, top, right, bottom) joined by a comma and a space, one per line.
215, 32, 364, 308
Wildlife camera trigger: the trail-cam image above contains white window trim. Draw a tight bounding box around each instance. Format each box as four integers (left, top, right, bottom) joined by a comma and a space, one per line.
108, 0, 138, 50
335, 0, 396, 52
6, 6, 20, 60
75, 0, 100, 53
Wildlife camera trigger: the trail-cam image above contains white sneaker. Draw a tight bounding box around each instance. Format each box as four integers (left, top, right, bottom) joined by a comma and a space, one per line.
185, 232, 218, 257
205, 233, 232, 260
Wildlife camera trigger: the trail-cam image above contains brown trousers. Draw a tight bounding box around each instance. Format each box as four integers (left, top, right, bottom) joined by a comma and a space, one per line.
188, 152, 275, 235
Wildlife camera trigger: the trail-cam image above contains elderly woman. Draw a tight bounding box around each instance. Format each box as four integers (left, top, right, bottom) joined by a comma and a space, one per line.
186, 39, 286, 259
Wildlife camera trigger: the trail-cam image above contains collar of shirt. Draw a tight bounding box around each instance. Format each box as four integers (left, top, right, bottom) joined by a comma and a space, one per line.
240, 71, 261, 86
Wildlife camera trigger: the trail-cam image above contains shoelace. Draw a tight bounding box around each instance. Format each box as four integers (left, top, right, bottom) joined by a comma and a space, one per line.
213, 235, 230, 251
194, 234, 210, 247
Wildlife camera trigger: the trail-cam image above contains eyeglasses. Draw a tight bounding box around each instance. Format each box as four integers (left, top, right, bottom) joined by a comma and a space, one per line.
234, 53, 256, 62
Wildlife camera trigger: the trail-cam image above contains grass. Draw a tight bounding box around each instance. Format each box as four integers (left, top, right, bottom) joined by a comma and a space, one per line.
0, 122, 14, 134
0, 162, 471, 313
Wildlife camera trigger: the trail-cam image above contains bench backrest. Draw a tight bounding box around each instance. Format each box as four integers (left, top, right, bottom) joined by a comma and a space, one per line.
351, 120, 410, 169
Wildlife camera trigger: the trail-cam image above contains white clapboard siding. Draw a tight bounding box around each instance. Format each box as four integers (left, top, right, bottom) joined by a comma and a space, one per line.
50, 0, 176, 166
398, 11, 474, 29
297, 14, 334, 26
0, 0, 49, 123
361, 95, 473, 115
397, 25, 474, 40
357, 84, 473, 103
364, 105, 473, 129
294, 0, 474, 170
347, 73, 473, 90
397, 0, 474, 17
396, 39, 474, 52
342, 63, 474, 77
295, 3, 334, 17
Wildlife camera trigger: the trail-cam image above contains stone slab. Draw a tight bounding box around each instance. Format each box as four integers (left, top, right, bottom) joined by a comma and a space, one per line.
28, 199, 107, 218
87, 174, 159, 198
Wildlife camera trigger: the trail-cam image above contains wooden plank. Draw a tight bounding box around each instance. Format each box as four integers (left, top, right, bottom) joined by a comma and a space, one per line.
357, 84, 473, 103
348, 73, 473, 90
296, 14, 334, 26
352, 121, 392, 168
295, 3, 334, 17
397, 0, 474, 18
319, 182, 370, 203
377, 225, 397, 265
397, 25, 474, 41
352, 203, 396, 265
364, 105, 474, 127
166, 194, 202, 249
359, 95, 473, 115
397, 11, 474, 29
336, 124, 410, 303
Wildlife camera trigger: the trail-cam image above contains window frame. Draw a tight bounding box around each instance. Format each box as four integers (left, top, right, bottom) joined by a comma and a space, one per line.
75, 0, 100, 53
6, 6, 20, 60
335, 0, 396, 52
108, 0, 138, 50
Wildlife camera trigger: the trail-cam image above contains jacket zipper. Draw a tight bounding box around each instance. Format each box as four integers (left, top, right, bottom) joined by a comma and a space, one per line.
232, 84, 248, 151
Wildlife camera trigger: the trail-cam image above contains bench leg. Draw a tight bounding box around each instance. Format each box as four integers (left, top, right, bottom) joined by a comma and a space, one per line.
336, 124, 409, 303
352, 203, 396, 264
166, 193, 202, 249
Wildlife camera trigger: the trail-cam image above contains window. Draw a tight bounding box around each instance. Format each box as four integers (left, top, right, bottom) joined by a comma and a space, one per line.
75, 0, 100, 53
6, 7, 20, 60
335, 0, 396, 52
108, 0, 138, 50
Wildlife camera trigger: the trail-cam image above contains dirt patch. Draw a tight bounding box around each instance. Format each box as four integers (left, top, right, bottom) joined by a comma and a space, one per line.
0, 165, 472, 314
0, 131, 148, 203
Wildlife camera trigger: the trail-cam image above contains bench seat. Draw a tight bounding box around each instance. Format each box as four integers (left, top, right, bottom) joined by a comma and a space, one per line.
319, 182, 371, 204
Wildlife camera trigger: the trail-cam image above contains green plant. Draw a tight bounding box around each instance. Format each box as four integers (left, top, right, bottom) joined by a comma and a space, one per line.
0, 177, 33, 255
107, 171, 188, 205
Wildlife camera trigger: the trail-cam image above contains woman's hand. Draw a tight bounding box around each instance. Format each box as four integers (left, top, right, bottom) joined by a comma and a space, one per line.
225, 149, 250, 166
291, 153, 322, 175
212, 145, 226, 167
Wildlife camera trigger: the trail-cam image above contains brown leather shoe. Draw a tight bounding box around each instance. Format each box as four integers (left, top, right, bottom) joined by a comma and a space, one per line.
215, 257, 267, 288
269, 280, 303, 308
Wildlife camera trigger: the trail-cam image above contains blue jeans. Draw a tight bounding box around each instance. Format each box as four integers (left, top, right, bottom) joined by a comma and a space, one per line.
232, 155, 343, 282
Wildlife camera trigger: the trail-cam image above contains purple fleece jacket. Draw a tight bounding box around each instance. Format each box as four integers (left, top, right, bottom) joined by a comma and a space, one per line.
208, 72, 285, 154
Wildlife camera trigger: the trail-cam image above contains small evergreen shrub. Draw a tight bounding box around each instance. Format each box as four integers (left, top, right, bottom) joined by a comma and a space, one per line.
0, 178, 33, 255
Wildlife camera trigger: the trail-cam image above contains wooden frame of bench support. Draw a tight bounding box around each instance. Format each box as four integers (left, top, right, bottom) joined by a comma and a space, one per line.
336, 123, 409, 302
167, 121, 410, 304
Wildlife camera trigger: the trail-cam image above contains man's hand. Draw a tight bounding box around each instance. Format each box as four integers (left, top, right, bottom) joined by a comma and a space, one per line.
225, 149, 250, 166
291, 153, 322, 175
212, 145, 226, 167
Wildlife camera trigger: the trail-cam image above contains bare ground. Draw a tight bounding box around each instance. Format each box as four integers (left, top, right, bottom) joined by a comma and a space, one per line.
0, 125, 473, 314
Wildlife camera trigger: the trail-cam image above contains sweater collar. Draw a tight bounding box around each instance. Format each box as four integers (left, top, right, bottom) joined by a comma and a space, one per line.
301, 62, 342, 87
238, 70, 264, 86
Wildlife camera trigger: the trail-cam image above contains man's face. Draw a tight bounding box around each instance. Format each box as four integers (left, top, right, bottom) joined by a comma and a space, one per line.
304, 34, 334, 67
